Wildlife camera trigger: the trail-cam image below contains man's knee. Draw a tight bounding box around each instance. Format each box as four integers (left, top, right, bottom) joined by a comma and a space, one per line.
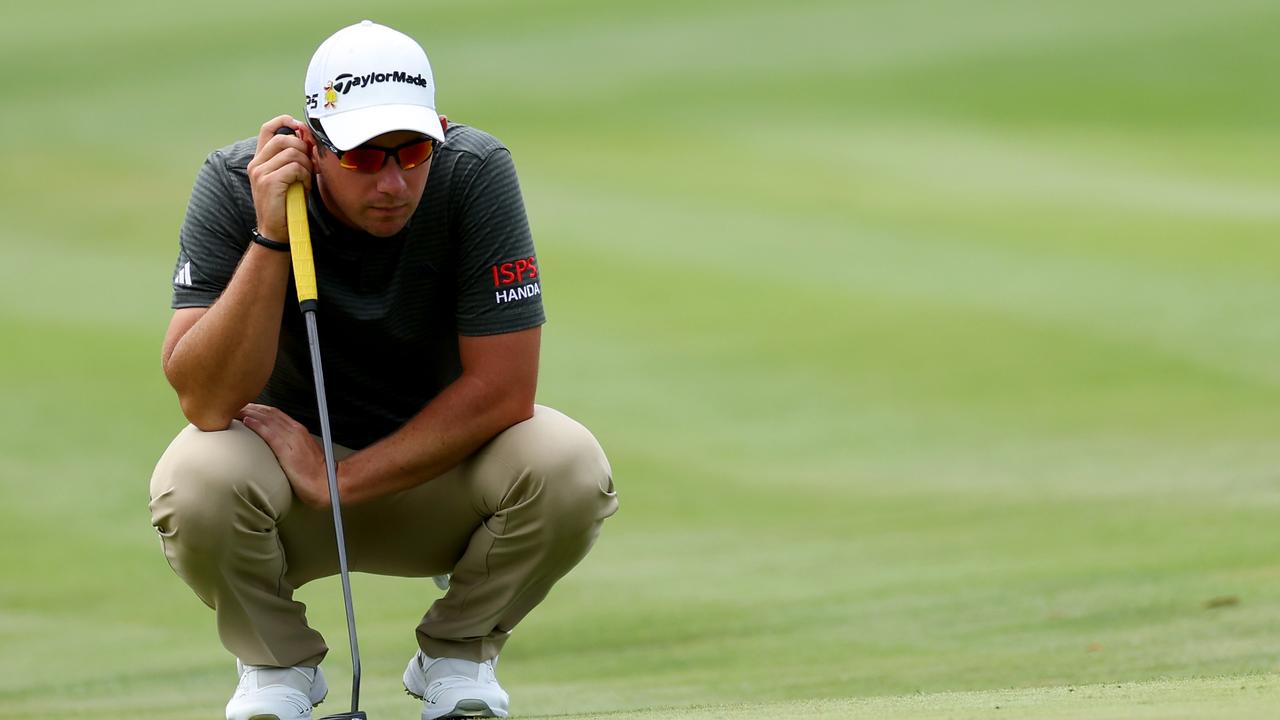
149, 421, 292, 542
505, 408, 619, 534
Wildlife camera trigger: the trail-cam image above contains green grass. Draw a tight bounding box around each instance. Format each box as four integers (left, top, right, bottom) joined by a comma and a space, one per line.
2, 0, 1278, 717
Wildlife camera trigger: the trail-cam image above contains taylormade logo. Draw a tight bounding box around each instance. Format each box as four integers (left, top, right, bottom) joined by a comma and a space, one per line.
308, 70, 430, 110
332, 71, 428, 94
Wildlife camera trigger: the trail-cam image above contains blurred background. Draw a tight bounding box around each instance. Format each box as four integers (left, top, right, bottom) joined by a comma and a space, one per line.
2, 1, 1278, 717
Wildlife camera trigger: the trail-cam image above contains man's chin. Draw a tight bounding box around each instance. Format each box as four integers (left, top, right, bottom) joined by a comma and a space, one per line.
361, 211, 412, 237
364, 225, 407, 238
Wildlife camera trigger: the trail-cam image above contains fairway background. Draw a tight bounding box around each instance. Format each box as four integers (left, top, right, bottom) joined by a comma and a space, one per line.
2, 1, 1279, 718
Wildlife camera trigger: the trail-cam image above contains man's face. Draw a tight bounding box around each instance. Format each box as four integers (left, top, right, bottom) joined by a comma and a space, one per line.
313, 130, 433, 237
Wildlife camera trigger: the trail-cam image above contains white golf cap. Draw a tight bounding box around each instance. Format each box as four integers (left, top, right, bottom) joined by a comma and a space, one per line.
304, 20, 444, 150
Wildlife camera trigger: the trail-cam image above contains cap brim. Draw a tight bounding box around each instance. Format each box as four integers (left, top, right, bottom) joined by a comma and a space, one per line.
320, 104, 445, 150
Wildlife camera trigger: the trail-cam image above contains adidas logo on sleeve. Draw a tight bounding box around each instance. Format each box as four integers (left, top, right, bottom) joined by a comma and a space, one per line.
174, 261, 193, 287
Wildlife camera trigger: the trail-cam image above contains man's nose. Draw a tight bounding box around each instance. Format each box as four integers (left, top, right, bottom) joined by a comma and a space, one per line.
375, 160, 409, 194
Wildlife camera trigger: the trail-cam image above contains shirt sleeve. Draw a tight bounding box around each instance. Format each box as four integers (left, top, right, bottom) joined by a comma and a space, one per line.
170, 150, 252, 309
452, 147, 547, 336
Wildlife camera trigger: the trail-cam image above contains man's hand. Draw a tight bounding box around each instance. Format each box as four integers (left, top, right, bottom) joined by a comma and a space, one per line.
246, 116, 314, 244
238, 403, 332, 508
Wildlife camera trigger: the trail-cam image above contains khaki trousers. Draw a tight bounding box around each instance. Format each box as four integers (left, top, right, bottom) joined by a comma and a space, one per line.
149, 405, 617, 667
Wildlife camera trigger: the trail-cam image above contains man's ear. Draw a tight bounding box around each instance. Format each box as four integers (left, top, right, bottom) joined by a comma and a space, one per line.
301, 127, 325, 164
297, 124, 313, 154
440, 115, 449, 134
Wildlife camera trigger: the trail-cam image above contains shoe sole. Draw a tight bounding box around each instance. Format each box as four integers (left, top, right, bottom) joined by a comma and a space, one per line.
239, 698, 323, 720
404, 688, 502, 718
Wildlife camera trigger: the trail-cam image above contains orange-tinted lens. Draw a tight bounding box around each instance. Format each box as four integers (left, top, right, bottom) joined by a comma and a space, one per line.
396, 140, 433, 170
337, 139, 434, 173
338, 147, 387, 173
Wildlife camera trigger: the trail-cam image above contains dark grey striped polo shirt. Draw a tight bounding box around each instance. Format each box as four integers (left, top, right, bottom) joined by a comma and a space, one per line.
170, 123, 545, 449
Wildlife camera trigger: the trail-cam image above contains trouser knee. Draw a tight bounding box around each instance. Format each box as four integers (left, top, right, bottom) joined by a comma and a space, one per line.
539, 435, 617, 536
497, 408, 619, 541
149, 422, 292, 555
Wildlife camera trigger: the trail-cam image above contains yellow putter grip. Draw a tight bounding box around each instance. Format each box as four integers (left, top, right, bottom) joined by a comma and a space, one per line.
285, 182, 318, 307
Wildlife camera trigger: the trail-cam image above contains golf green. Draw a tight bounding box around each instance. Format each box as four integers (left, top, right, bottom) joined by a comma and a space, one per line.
2, 1, 1277, 718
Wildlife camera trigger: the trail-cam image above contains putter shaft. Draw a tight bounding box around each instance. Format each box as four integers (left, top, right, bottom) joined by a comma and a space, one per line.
304, 311, 364, 717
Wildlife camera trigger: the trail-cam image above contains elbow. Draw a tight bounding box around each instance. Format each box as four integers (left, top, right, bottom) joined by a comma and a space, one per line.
178, 393, 236, 432
164, 362, 238, 432
503, 388, 536, 427
508, 401, 534, 428
479, 379, 534, 431
189, 416, 234, 433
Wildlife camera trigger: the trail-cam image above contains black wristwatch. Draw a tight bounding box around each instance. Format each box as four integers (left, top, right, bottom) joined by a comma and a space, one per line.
251, 228, 290, 252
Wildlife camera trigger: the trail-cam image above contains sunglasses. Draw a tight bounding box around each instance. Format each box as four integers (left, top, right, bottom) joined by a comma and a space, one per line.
333, 137, 436, 173
308, 120, 437, 173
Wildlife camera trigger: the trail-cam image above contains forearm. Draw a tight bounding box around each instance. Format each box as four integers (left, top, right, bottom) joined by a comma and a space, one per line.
165, 245, 292, 429
337, 373, 534, 504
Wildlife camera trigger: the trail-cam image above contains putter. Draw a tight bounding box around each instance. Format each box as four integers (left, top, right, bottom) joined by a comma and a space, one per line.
278, 126, 368, 720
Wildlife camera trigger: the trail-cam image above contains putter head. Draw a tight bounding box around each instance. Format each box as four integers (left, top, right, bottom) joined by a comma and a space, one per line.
318, 713, 367, 719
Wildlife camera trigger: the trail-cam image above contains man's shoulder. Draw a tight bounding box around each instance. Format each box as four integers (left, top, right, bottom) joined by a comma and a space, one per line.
439, 123, 509, 163
184, 137, 256, 219
204, 136, 258, 177
188, 137, 256, 204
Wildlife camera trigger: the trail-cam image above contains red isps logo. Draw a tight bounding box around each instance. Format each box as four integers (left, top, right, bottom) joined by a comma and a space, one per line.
491, 257, 538, 287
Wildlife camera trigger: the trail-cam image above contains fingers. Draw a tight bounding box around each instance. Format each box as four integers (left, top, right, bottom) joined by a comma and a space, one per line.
238, 403, 302, 438
237, 404, 330, 508
237, 404, 275, 439
238, 402, 274, 421
252, 145, 312, 189
248, 116, 315, 243
239, 402, 289, 423
254, 116, 307, 155
252, 119, 312, 183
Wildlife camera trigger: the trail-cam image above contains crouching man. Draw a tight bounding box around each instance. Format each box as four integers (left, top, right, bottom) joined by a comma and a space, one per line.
150, 20, 618, 720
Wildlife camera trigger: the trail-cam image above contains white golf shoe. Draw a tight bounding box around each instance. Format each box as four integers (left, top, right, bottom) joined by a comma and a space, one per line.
403, 649, 510, 719
226, 661, 328, 720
